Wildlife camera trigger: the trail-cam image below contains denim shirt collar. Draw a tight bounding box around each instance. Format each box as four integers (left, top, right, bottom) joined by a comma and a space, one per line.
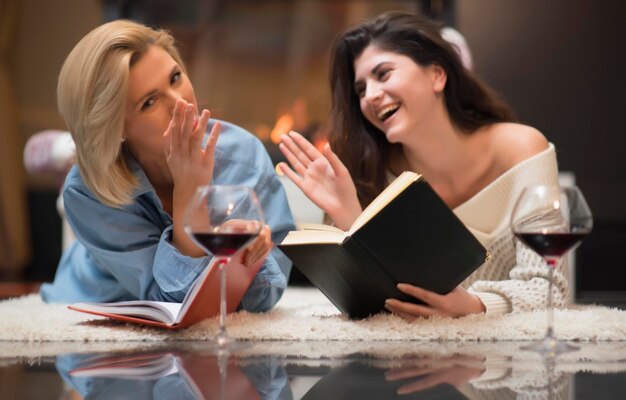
124, 154, 153, 197
125, 153, 172, 223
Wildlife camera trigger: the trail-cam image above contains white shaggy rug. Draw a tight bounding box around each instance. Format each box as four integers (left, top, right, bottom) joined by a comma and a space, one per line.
0, 287, 625, 343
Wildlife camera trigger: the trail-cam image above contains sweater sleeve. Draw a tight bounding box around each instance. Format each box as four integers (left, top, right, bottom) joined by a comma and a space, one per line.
469, 239, 570, 316
455, 143, 568, 316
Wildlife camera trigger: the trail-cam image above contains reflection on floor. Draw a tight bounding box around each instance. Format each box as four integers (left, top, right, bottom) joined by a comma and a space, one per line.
2, 341, 626, 399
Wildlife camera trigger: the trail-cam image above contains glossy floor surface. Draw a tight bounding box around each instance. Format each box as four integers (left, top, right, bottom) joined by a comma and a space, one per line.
1, 340, 625, 399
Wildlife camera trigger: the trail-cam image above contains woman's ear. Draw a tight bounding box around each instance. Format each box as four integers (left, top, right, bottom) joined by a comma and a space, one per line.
430, 64, 447, 94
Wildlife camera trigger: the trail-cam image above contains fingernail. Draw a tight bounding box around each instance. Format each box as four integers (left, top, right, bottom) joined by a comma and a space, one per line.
275, 164, 285, 176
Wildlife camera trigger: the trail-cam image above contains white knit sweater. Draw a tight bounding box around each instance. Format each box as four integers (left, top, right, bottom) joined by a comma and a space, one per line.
453, 143, 568, 316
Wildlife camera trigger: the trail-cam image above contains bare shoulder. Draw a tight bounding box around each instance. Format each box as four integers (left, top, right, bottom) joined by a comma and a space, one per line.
487, 123, 549, 169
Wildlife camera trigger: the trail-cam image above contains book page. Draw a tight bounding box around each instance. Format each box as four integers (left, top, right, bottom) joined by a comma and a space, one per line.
298, 222, 345, 234
348, 171, 421, 235
280, 229, 345, 245
72, 301, 181, 325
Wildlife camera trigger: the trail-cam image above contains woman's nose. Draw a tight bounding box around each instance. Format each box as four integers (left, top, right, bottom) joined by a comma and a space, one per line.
364, 83, 383, 104
166, 90, 187, 115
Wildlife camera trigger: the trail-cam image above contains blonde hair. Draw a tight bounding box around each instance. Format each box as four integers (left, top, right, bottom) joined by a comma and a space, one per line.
57, 20, 186, 207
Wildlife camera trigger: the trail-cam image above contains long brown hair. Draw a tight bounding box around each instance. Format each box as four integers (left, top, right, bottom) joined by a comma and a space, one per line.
328, 11, 517, 207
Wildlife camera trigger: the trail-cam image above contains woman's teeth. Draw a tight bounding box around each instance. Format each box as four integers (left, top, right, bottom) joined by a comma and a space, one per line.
377, 104, 400, 121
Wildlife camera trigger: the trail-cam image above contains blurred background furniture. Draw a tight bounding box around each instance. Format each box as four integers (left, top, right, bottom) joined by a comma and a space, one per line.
278, 177, 324, 226
0, 0, 30, 280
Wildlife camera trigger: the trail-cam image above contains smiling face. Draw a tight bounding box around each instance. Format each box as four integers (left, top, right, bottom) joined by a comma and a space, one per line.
353, 44, 445, 144
124, 44, 197, 168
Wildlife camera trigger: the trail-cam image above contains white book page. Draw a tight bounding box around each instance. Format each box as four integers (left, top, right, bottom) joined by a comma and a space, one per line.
280, 229, 345, 245
297, 222, 345, 234
73, 301, 181, 325
72, 259, 219, 325
348, 171, 420, 235
279, 172, 419, 245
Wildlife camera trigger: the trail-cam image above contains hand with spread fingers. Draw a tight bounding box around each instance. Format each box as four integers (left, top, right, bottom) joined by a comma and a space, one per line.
385, 283, 486, 319
278, 130, 362, 230
164, 99, 221, 257
164, 99, 220, 199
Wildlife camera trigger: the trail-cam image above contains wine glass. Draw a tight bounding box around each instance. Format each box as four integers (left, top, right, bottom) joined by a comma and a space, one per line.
184, 185, 264, 350
510, 185, 592, 356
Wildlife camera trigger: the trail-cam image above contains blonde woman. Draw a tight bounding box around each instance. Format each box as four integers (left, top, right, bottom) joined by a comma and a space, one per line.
40, 20, 295, 311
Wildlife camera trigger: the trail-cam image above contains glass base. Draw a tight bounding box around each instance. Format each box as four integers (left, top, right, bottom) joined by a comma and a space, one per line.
204, 337, 252, 355
521, 336, 579, 357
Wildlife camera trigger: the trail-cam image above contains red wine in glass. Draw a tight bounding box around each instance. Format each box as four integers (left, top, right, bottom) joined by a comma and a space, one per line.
515, 232, 588, 259
184, 185, 264, 351
192, 232, 258, 257
511, 185, 592, 357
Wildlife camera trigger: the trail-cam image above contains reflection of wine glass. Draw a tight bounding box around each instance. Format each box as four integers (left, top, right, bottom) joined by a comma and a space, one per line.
184, 185, 264, 350
511, 185, 592, 356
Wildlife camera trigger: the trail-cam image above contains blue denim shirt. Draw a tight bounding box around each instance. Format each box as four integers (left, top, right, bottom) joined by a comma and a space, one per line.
40, 120, 295, 312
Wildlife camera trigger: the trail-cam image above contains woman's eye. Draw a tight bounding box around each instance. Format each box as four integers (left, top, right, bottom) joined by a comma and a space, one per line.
355, 84, 365, 98
377, 69, 390, 80
171, 71, 181, 84
141, 97, 155, 111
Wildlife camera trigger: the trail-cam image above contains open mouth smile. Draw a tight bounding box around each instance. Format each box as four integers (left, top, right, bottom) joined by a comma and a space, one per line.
377, 103, 400, 122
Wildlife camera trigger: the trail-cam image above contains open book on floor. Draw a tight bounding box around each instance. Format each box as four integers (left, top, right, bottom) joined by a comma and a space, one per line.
68, 257, 263, 329
279, 171, 489, 319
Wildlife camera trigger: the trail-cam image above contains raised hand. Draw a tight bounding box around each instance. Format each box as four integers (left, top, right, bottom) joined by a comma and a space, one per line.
164, 99, 220, 195
385, 284, 486, 319
278, 131, 361, 230
164, 99, 221, 257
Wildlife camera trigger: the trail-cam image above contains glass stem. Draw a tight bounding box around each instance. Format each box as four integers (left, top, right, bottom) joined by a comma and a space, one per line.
218, 257, 229, 346
545, 257, 558, 340
218, 350, 228, 400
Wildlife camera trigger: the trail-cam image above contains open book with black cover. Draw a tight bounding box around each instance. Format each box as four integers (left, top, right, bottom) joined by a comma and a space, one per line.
68, 257, 263, 329
279, 171, 489, 319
